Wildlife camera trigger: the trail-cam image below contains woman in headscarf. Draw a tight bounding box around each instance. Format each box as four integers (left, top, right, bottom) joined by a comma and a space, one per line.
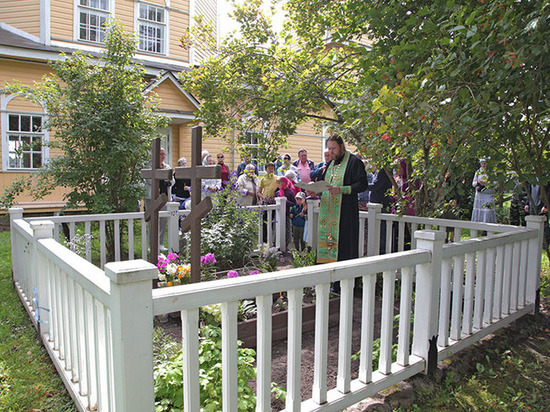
236, 163, 259, 206
471, 158, 497, 223
277, 176, 296, 248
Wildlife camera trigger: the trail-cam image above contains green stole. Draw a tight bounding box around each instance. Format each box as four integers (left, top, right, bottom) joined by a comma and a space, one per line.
317, 150, 350, 263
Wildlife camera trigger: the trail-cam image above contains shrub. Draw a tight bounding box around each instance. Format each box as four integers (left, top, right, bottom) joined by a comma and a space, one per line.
251, 245, 284, 273
290, 248, 316, 268
154, 325, 256, 411
182, 178, 259, 270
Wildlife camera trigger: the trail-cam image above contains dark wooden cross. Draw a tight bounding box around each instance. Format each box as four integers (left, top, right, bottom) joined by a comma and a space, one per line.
140, 138, 172, 264
174, 126, 221, 283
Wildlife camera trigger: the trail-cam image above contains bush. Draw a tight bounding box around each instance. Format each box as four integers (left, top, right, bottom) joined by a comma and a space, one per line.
182, 177, 259, 270
290, 248, 316, 268
154, 325, 256, 411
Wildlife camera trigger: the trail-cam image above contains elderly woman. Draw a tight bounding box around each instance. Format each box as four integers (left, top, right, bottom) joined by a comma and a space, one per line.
201, 154, 221, 197
172, 157, 191, 209
236, 163, 259, 206
471, 158, 497, 223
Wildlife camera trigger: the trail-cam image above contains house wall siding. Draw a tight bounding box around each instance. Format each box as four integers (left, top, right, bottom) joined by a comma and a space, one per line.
192, 0, 217, 63
154, 81, 197, 112
51, 0, 74, 40
168, 4, 190, 62
116, 0, 191, 62
0, 60, 50, 87
0, 0, 41, 37
49, 0, 190, 62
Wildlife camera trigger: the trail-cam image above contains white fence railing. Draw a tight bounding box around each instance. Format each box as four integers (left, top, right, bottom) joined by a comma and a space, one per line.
22, 198, 288, 269
9, 207, 545, 412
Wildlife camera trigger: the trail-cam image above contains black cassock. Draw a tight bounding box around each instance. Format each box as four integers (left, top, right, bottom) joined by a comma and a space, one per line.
321, 153, 368, 261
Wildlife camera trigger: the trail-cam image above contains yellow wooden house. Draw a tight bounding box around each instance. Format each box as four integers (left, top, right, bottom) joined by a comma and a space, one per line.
0, 0, 327, 213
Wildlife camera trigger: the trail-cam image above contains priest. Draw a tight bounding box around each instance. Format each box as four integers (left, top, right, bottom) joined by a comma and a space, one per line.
317, 134, 368, 263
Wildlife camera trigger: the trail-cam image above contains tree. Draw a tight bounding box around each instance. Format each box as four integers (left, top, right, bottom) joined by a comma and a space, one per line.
182, 0, 549, 219
2, 19, 168, 257
3, 19, 167, 213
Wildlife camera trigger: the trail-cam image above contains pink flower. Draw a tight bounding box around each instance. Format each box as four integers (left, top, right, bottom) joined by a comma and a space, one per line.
249, 270, 260, 276
227, 270, 239, 278
157, 259, 168, 270
167, 252, 178, 261
200, 253, 217, 266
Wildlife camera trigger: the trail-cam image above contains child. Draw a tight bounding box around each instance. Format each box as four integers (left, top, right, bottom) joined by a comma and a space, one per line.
290, 192, 307, 251
303, 190, 321, 246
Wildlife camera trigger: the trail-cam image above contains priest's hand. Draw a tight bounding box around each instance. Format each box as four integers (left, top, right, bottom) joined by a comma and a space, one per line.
328, 185, 341, 195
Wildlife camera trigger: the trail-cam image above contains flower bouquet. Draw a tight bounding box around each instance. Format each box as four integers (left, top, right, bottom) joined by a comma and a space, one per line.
157, 252, 191, 287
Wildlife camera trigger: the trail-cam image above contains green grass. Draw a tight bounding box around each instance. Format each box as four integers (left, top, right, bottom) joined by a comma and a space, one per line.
0, 231, 76, 411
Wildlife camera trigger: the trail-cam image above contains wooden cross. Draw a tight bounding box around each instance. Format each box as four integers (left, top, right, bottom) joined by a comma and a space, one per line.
174, 126, 221, 283
140, 138, 173, 264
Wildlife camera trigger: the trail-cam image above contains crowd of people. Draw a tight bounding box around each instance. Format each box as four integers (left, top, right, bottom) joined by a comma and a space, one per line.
147, 141, 549, 258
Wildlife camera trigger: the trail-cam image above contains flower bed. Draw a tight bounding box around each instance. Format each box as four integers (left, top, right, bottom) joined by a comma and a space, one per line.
156, 247, 329, 347
237, 295, 341, 348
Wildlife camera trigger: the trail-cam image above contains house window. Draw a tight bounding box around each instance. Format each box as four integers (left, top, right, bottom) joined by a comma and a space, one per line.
7, 114, 44, 169
242, 130, 269, 172
78, 0, 110, 43
138, 3, 166, 54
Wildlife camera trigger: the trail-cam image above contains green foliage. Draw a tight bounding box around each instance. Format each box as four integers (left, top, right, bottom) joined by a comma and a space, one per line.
2, 19, 167, 214
251, 244, 284, 273
238, 299, 258, 321
412, 330, 550, 410
200, 303, 223, 327
200, 299, 258, 327
351, 314, 400, 369
183, 0, 550, 218
290, 247, 317, 268
183, 177, 260, 270
152, 327, 181, 367
154, 325, 257, 412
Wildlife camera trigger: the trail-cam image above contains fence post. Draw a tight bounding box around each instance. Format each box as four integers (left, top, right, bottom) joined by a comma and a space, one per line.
306, 198, 320, 251
104, 260, 157, 411
275, 196, 287, 252
166, 201, 180, 253
30, 221, 55, 336
9, 208, 24, 281
367, 203, 382, 256
525, 215, 546, 315
412, 229, 445, 374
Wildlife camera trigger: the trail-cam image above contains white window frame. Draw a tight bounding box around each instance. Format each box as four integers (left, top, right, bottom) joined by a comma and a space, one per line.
75, 0, 112, 44
322, 124, 329, 150
242, 129, 270, 172
1, 94, 49, 171
158, 126, 172, 166
135, 1, 168, 55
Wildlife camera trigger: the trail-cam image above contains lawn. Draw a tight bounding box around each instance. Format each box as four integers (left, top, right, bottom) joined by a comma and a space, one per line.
0, 230, 76, 411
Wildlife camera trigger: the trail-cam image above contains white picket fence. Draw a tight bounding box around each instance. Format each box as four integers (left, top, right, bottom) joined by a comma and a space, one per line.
22, 198, 288, 270
9, 205, 545, 412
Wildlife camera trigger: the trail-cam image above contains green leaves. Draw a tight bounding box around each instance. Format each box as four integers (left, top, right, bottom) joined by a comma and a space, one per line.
4, 19, 168, 214
183, 0, 549, 216
154, 324, 257, 411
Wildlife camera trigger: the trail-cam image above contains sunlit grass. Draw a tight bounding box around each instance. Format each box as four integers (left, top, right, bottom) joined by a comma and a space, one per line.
0, 231, 76, 411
